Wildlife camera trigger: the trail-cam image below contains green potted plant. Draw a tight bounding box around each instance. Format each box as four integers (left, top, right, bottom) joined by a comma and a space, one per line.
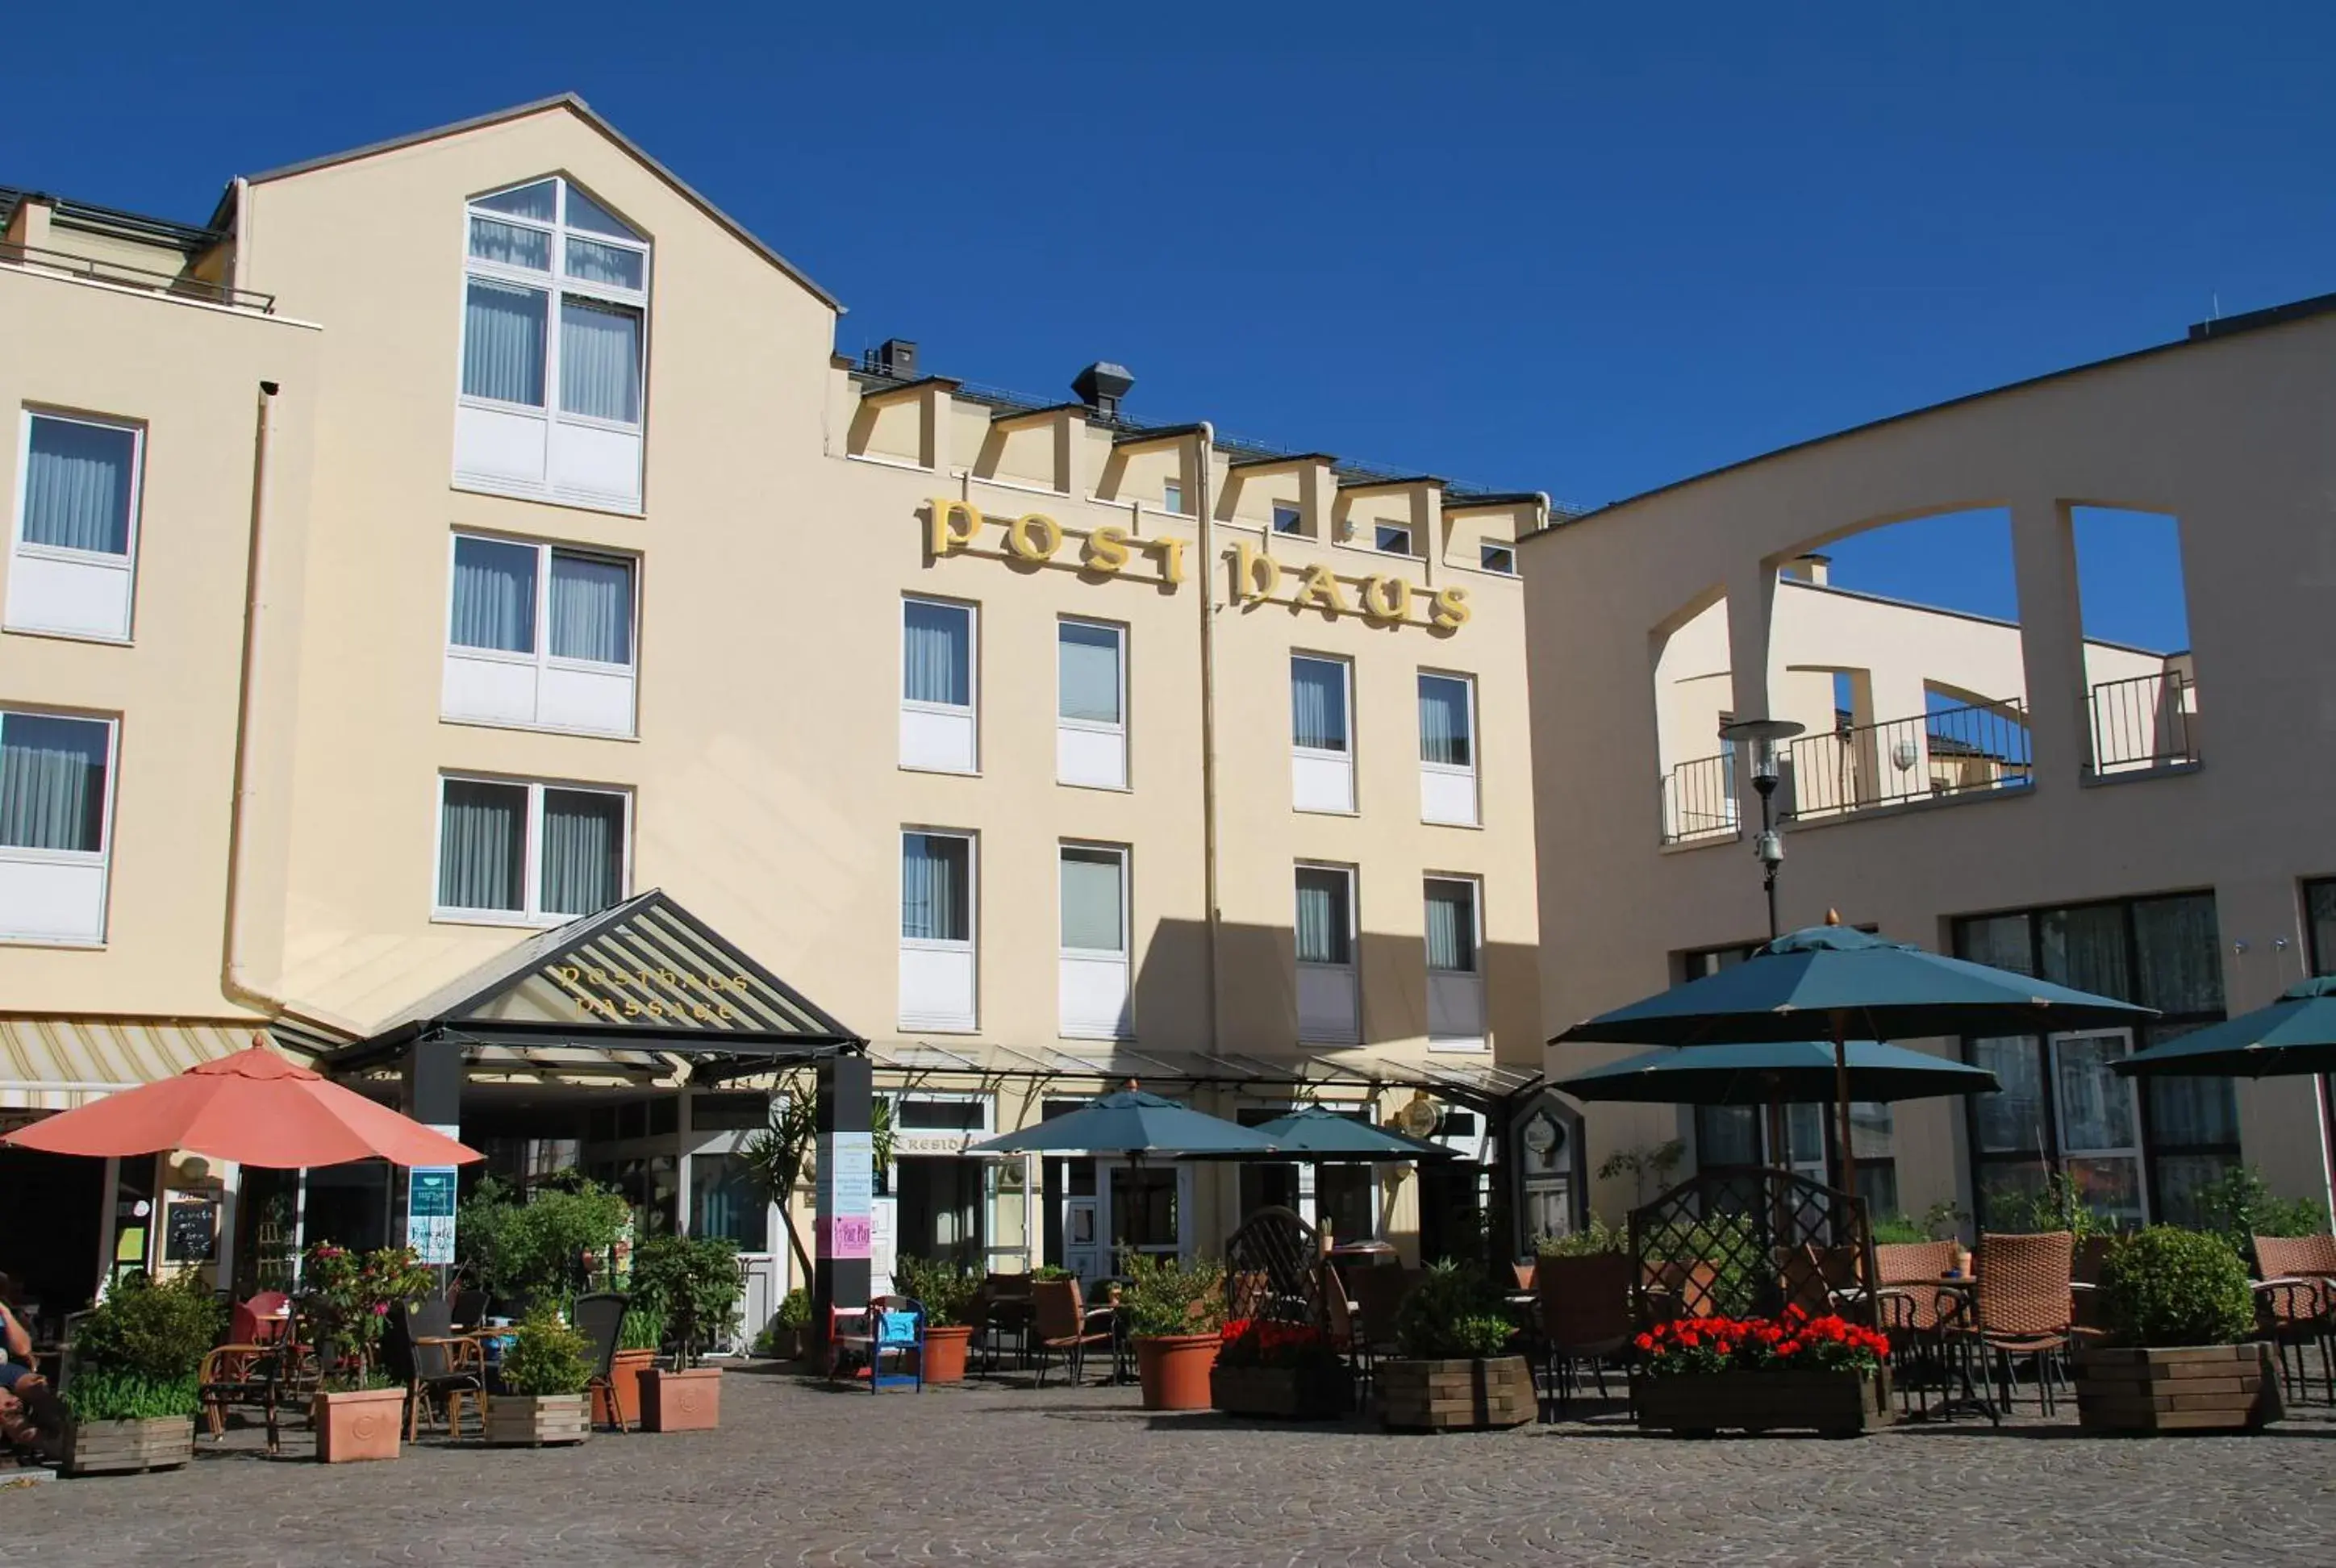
1378, 1261, 1532, 1431
1210, 1317, 1353, 1420
2075, 1226, 2276, 1432
1630, 1309, 1894, 1437
486, 1307, 593, 1445
457, 1174, 630, 1312
60, 1270, 223, 1475
299, 1241, 431, 1462
892, 1257, 981, 1384
1120, 1253, 1225, 1412
631, 1235, 743, 1430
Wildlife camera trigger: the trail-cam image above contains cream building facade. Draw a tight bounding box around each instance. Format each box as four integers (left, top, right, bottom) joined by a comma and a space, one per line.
0, 98, 1553, 1324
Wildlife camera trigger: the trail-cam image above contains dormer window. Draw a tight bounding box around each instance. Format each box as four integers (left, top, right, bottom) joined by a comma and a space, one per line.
455, 177, 649, 511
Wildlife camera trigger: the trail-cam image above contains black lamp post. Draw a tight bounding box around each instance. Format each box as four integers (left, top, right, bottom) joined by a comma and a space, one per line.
1719, 717, 1806, 940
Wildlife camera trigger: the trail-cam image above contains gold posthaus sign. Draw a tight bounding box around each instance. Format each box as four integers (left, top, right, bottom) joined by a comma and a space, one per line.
551, 965, 753, 1023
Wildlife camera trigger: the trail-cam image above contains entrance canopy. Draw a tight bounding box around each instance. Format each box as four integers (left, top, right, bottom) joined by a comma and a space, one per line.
327, 889, 862, 1082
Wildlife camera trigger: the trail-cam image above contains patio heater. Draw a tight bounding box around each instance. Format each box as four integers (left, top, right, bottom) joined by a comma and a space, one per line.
1719, 716, 1808, 1179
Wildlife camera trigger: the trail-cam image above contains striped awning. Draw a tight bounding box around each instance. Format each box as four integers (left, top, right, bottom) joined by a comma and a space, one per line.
0, 1019, 310, 1111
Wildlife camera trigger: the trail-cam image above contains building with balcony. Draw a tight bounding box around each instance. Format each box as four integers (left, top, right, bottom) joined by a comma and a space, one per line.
0, 98, 1554, 1327
1525, 286, 2336, 1234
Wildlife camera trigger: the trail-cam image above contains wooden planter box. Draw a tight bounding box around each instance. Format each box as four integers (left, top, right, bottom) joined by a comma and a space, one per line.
2074, 1343, 2281, 1433
640, 1366, 722, 1431
1377, 1356, 1536, 1432
64, 1415, 194, 1476
1211, 1363, 1354, 1420
484, 1393, 590, 1446
1633, 1367, 1893, 1437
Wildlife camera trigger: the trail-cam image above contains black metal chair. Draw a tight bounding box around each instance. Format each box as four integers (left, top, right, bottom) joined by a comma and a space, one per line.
384, 1299, 486, 1441
573, 1292, 632, 1432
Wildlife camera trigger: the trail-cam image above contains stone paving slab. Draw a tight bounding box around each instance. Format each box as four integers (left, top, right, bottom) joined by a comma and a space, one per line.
8, 1366, 2336, 1566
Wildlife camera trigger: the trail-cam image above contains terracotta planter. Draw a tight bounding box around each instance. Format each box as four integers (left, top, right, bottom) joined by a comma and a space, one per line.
1133, 1334, 1220, 1412
1210, 1362, 1353, 1420
1632, 1366, 1893, 1437
593, 1348, 657, 1428
640, 1366, 723, 1431
484, 1393, 590, 1445
1377, 1356, 1536, 1432
312, 1387, 406, 1462
2074, 1343, 2280, 1433
920, 1324, 973, 1385
63, 1415, 194, 1476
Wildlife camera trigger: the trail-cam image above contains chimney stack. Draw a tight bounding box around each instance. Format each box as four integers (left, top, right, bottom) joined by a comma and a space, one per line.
873, 338, 919, 380
1072, 361, 1134, 421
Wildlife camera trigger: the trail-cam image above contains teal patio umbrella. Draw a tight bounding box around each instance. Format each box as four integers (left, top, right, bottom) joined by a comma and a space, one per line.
2113, 976, 2336, 1079
968, 1086, 1281, 1158
1554, 1039, 2000, 1107
1240, 1104, 1456, 1161
1555, 920, 2152, 1186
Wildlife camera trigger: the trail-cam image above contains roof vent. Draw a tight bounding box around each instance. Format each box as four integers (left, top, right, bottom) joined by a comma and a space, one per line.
1072, 361, 1134, 420
871, 338, 918, 379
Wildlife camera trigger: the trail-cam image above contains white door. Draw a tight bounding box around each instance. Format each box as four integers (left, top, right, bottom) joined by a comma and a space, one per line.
2050, 1028, 2148, 1227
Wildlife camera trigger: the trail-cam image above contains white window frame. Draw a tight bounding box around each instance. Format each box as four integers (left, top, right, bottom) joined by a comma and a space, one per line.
1374, 521, 1413, 557
900, 594, 979, 774
6, 409, 144, 644
1294, 861, 1362, 1045
430, 774, 632, 927
1162, 478, 1184, 515
1058, 841, 1133, 1041
1479, 541, 1516, 575
1271, 503, 1303, 535
899, 827, 979, 1032
1291, 653, 1356, 815
1417, 669, 1481, 827
1056, 615, 1128, 790
0, 707, 119, 945
442, 532, 639, 735
1424, 874, 1488, 1053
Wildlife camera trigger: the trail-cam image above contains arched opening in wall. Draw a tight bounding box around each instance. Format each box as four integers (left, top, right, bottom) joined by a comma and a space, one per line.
1650, 589, 1737, 844
2071, 507, 2196, 774
1775, 508, 2034, 822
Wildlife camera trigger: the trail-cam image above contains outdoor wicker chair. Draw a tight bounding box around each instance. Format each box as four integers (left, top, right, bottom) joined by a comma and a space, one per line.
2252, 1234, 2336, 1403
1322, 1265, 1370, 1408
1951, 1231, 2075, 1415
1871, 1241, 1957, 1414
1535, 1250, 1632, 1419
1029, 1278, 1114, 1388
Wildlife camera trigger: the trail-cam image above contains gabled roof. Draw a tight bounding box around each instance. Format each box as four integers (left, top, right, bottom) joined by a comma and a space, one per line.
221, 94, 841, 311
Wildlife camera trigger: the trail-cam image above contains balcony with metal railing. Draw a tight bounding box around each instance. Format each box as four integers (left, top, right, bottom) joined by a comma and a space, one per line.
2087, 669, 2197, 776
1783, 698, 2033, 823
1659, 752, 1741, 845
0, 239, 275, 314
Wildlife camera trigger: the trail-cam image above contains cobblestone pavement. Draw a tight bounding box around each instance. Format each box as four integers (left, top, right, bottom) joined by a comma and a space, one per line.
9, 1366, 2336, 1566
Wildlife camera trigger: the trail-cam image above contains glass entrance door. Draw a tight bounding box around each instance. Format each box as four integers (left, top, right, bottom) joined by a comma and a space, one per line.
2050, 1029, 2146, 1227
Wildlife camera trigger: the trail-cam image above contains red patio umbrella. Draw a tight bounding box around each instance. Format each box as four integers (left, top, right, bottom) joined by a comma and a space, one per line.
0, 1040, 482, 1169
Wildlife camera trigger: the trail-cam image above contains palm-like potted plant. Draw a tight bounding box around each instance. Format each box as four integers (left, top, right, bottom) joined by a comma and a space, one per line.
300, 1241, 432, 1462
1121, 1253, 1225, 1412
632, 1235, 743, 1430
893, 1257, 981, 1383
485, 1307, 593, 1445
61, 1271, 223, 1475
2075, 1226, 2276, 1432
1377, 1261, 1533, 1431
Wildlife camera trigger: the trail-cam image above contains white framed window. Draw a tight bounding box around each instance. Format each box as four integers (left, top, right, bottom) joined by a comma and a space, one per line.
441, 533, 637, 736
1295, 863, 1360, 1044
0, 708, 117, 945
900, 829, 978, 1032
1059, 843, 1133, 1040
1479, 541, 1516, 575
1162, 478, 1185, 515
433, 774, 630, 925
1291, 653, 1354, 813
6, 411, 143, 642
453, 177, 650, 511
901, 596, 978, 773
1425, 875, 1487, 1051
1418, 670, 1480, 826
1271, 503, 1303, 536
1057, 617, 1127, 790
1374, 521, 1413, 556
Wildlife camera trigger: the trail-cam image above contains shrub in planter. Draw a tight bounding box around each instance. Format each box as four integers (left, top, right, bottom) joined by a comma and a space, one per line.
894, 1257, 981, 1384
1379, 1261, 1532, 1432
300, 1241, 432, 1462
2076, 1226, 2275, 1433
1211, 1319, 1353, 1420
486, 1308, 592, 1445
632, 1236, 743, 1430
62, 1271, 223, 1475
1630, 1310, 1894, 1437
1121, 1254, 1226, 1412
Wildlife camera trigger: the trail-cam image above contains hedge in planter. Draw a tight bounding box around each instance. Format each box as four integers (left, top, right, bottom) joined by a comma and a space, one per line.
1630, 1310, 1893, 1437
63, 1271, 223, 1475
486, 1308, 592, 1445
1379, 1261, 1533, 1432
301, 1241, 432, 1462
894, 1257, 981, 1384
1211, 1319, 1353, 1420
2075, 1226, 2278, 1433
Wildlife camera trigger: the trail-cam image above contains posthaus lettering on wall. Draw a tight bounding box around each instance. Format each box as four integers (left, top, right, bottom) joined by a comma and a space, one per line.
928, 498, 1186, 584
549, 965, 753, 1022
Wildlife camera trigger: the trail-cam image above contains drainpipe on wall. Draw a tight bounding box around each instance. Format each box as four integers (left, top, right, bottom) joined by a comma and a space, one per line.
1195, 425, 1221, 1056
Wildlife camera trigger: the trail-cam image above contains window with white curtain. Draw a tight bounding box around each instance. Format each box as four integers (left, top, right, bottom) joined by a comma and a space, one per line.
1425, 875, 1487, 1050
1295, 863, 1360, 1044
1057, 618, 1127, 790
6, 411, 143, 641
901, 597, 978, 773
1291, 653, 1355, 813
900, 830, 978, 1031
454, 177, 649, 510
1060, 844, 1133, 1039
0, 708, 117, 944
1418, 670, 1479, 825
434, 775, 629, 924
442, 533, 638, 736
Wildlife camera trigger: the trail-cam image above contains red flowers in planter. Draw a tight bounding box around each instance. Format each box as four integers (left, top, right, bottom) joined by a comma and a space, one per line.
1633, 1307, 1888, 1378
1218, 1319, 1346, 1370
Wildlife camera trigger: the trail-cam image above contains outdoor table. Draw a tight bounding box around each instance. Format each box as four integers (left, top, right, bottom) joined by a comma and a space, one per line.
1910, 1278, 1998, 1424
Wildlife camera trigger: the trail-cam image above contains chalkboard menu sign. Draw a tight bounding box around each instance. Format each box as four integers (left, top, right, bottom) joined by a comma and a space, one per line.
164, 1197, 219, 1263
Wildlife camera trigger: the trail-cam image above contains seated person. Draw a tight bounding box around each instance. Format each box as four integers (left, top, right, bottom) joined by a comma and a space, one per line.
0, 1276, 65, 1458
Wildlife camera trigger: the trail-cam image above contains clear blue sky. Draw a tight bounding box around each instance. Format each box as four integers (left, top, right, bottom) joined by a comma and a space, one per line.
12, 4, 2326, 652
